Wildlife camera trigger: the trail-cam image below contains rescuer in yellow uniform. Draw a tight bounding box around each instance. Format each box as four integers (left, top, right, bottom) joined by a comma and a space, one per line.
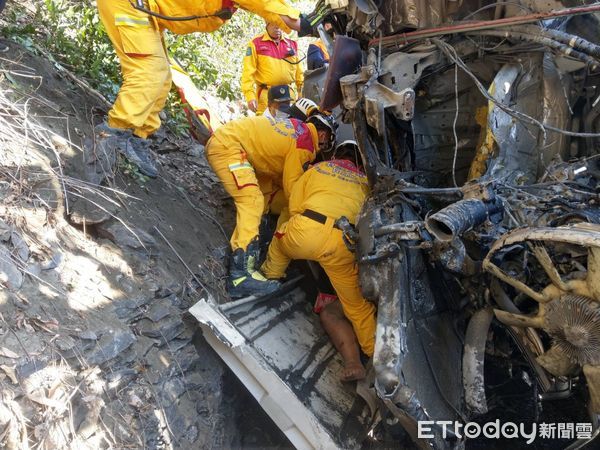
261, 142, 376, 360
307, 39, 330, 70
205, 113, 337, 298
241, 22, 304, 115
95, 0, 331, 177
307, 20, 333, 70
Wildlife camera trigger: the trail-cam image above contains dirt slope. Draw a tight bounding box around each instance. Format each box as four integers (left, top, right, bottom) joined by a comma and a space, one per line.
0, 40, 289, 449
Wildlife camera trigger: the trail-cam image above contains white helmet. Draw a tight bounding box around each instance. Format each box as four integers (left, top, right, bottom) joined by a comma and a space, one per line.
289, 98, 319, 121
335, 140, 359, 155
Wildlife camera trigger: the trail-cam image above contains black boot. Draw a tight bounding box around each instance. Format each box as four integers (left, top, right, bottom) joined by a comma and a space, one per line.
126, 137, 158, 178
86, 122, 132, 184
227, 247, 280, 299
94, 122, 158, 178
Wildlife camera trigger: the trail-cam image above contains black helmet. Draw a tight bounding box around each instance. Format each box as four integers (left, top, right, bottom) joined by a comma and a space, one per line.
307, 113, 337, 152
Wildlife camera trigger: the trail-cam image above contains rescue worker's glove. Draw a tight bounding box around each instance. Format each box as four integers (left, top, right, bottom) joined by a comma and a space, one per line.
299, 0, 332, 37
334, 216, 358, 252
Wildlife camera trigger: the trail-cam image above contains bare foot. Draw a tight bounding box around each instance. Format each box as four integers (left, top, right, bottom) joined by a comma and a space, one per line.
340, 361, 366, 382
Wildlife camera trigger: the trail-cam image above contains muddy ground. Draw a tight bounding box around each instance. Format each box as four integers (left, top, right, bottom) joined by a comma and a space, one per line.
0, 40, 291, 449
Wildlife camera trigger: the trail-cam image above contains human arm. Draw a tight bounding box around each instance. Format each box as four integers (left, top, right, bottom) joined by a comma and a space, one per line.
236, 0, 336, 35
235, 0, 301, 33
241, 40, 258, 111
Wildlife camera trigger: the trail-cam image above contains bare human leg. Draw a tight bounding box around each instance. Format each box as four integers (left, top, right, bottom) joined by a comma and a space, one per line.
320, 301, 366, 381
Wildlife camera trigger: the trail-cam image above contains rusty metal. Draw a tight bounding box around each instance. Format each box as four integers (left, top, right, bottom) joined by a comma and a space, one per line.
369, 3, 600, 48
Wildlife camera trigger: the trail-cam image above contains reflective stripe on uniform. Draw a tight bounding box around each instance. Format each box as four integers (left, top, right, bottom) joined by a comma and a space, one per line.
228, 161, 253, 171
115, 14, 151, 27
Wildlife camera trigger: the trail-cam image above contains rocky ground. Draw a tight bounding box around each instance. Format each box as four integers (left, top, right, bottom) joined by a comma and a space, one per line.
0, 40, 290, 449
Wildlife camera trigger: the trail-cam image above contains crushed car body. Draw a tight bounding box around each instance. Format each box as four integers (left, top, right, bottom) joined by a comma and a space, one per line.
193, 1, 600, 448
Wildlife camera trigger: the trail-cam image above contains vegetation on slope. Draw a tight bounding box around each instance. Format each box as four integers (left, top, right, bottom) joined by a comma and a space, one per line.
1, 0, 311, 134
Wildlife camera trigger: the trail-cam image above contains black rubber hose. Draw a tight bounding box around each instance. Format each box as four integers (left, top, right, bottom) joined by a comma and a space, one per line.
514, 24, 600, 60
425, 198, 502, 242
468, 29, 600, 67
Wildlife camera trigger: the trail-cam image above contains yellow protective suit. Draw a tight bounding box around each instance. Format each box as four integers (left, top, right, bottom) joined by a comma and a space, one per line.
153, 0, 299, 35
313, 39, 330, 60
241, 32, 304, 114
97, 0, 299, 138
205, 116, 319, 251
261, 160, 376, 356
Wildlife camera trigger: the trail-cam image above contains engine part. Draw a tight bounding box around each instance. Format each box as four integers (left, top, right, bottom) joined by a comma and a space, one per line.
435, 238, 478, 275
368, 3, 600, 48
484, 223, 600, 411
345, 0, 381, 35
545, 294, 600, 365
425, 197, 502, 242
463, 307, 494, 415
378, 0, 464, 34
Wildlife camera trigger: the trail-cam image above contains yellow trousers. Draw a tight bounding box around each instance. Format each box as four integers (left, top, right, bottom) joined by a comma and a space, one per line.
262, 215, 376, 356
206, 137, 288, 250
97, 0, 172, 138
256, 175, 290, 227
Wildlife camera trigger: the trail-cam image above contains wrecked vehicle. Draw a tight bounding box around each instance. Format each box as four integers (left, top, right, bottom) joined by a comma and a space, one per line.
192, 1, 600, 448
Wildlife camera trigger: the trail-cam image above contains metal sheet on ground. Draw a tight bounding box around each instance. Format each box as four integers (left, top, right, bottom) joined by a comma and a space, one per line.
190, 289, 372, 449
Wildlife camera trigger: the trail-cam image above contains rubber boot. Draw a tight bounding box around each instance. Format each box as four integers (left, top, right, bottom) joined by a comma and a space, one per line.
95, 121, 133, 143
95, 122, 158, 178
126, 137, 158, 178
90, 122, 132, 182
227, 247, 280, 299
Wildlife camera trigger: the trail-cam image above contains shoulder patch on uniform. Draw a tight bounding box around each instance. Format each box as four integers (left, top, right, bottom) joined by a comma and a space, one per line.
245, 47, 252, 56
293, 122, 315, 153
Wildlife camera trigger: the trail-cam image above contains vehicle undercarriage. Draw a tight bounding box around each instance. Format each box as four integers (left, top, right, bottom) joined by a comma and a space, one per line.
319, 0, 600, 448
189, 1, 600, 448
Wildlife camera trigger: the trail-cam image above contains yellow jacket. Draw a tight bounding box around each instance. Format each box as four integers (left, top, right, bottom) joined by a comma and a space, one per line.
289, 160, 369, 222
241, 32, 304, 113
313, 39, 330, 60
211, 116, 319, 197
148, 0, 299, 34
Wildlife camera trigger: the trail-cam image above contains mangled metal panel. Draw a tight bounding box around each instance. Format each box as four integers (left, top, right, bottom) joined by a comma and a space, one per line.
381, 0, 464, 34
485, 53, 544, 184
505, 0, 576, 16
484, 52, 573, 183
411, 59, 493, 185
540, 53, 573, 170
190, 290, 372, 450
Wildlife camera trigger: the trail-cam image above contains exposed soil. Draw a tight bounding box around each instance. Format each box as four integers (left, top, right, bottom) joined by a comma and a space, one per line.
0, 40, 291, 449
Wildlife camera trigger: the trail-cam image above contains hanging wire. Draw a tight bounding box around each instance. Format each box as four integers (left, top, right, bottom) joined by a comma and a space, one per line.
432, 38, 600, 140
461, 1, 534, 20
451, 60, 460, 188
